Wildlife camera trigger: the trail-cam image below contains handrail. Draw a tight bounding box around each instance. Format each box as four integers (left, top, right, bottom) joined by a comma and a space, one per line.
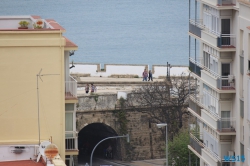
190, 133, 221, 161
189, 57, 220, 78
189, 94, 220, 120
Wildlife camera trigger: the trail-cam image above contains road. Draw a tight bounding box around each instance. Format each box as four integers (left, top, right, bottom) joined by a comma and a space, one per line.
78, 156, 129, 166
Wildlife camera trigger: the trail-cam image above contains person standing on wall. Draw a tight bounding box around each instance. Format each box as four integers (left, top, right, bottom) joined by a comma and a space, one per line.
148, 70, 153, 81
91, 83, 97, 93
142, 69, 148, 81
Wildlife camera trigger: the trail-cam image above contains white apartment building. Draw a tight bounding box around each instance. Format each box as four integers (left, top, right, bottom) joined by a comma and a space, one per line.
188, 0, 250, 165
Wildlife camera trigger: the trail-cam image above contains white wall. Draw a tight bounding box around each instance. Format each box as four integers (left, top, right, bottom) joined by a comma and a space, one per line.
0, 145, 38, 162
70, 63, 188, 78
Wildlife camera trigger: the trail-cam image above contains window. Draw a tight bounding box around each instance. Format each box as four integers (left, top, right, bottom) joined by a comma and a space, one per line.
240, 99, 244, 118
240, 56, 244, 74
65, 103, 74, 111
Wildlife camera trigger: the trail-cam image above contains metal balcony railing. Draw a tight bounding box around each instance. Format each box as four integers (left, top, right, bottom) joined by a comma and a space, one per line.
189, 94, 220, 120
189, 57, 220, 78
189, 19, 205, 38
217, 76, 235, 90
65, 76, 77, 99
65, 131, 78, 150
189, 58, 202, 77
217, 117, 236, 132
190, 132, 204, 155
217, 34, 236, 48
217, 0, 234, 6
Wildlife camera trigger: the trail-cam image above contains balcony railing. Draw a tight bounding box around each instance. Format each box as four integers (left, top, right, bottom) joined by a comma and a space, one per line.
217, 34, 236, 48
217, 76, 235, 90
189, 99, 201, 116
190, 132, 204, 155
189, 94, 220, 120
189, 57, 220, 78
189, 19, 204, 38
189, 58, 202, 77
217, 0, 234, 6
65, 76, 77, 99
217, 117, 236, 132
65, 131, 78, 150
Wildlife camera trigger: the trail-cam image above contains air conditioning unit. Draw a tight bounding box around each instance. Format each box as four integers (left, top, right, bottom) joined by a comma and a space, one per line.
228, 75, 234, 83
228, 150, 234, 156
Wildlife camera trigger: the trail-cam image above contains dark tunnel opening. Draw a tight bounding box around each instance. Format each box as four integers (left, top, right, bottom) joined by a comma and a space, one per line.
78, 123, 121, 162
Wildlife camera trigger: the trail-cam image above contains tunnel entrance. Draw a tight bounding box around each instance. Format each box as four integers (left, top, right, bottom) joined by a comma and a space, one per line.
78, 123, 121, 161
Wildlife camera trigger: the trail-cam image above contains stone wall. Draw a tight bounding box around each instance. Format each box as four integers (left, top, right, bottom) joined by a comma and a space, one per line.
76, 94, 166, 161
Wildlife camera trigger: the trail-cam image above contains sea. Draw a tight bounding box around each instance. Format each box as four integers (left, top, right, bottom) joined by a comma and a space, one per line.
0, 0, 191, 66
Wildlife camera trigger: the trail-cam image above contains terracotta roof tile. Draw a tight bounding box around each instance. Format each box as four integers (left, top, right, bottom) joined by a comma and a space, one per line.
64, 37, 78, 48
46, 19, 65, 31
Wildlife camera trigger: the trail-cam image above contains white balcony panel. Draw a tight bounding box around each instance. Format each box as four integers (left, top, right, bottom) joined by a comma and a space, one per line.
202, 149, 219, 166
201, 70, 218, 89
201, 109, 217, 129
201, 30, 218, 48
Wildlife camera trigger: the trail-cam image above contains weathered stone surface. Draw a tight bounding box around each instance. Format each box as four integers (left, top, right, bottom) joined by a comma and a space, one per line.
76, 95, 166, 161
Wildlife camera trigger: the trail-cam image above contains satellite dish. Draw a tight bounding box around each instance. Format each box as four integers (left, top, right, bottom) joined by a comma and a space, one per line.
37, 141, 51, 162
44, 144, 59, 160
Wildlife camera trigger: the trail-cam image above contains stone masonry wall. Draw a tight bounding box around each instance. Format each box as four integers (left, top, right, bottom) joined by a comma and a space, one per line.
76, 94, 166, 161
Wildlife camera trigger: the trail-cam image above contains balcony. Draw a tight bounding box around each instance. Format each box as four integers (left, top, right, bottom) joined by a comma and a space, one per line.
201, 30, 236, 50
189, 94, 220, 120
189, 19, 204, 38
217, 0, 235, 6
217, 117, 236, 132
65, 131, 78, 151
189, 99, 201, 116
65, 76, 77, 99
217, 76, 235, 90
189, 58, 202, 77
190, 132, 204, 155
217, 34, 236, 48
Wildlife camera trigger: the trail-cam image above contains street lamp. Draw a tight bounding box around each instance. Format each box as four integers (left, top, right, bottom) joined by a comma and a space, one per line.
89, 134, 129, 166
157, 123, 168, 166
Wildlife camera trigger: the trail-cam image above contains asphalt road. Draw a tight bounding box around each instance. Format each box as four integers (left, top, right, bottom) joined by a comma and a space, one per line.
78, 156, 128, 166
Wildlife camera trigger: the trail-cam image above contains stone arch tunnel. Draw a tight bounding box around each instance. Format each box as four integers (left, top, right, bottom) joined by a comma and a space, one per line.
78, 123, 122, 161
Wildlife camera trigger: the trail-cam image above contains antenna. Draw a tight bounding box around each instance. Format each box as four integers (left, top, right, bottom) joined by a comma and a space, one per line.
36, 69, 59, 145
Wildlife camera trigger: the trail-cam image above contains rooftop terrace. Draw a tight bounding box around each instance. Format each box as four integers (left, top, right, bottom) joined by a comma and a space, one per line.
0, 15, 65, 31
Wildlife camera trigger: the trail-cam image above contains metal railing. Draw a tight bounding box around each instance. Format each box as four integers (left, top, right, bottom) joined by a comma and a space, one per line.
217, 117, 236, 132
189, 57, 220, 78
189, 94, 220, 120
189, 58, 202, 77
190, 132, 204, 155
189, 19, 205, 37
65, 76, 77, 98
65, 131, 78, 150
217, 34, 236, 47
217, 76, 235, 90
218, 0, 234, 5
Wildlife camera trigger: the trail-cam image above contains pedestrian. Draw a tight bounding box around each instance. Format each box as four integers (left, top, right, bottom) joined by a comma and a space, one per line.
142, 69, 148, 81
91, 83, 97, 93
148, 70, 153, 81
85, 84, 89, 94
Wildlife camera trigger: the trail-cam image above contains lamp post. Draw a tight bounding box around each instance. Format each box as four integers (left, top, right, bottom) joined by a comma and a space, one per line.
89, 134, 129, 166
157, 123, 168, 166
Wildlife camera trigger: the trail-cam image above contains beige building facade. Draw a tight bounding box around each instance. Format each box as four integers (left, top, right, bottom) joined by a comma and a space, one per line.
0, 15, 78, 166
188, 0, 250, 166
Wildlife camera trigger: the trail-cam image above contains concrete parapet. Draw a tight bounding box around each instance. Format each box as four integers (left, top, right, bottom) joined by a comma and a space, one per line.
70, 63, 188, 78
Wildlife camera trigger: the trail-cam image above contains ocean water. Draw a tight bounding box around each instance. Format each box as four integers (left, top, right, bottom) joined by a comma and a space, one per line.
0, 0, 189, 66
